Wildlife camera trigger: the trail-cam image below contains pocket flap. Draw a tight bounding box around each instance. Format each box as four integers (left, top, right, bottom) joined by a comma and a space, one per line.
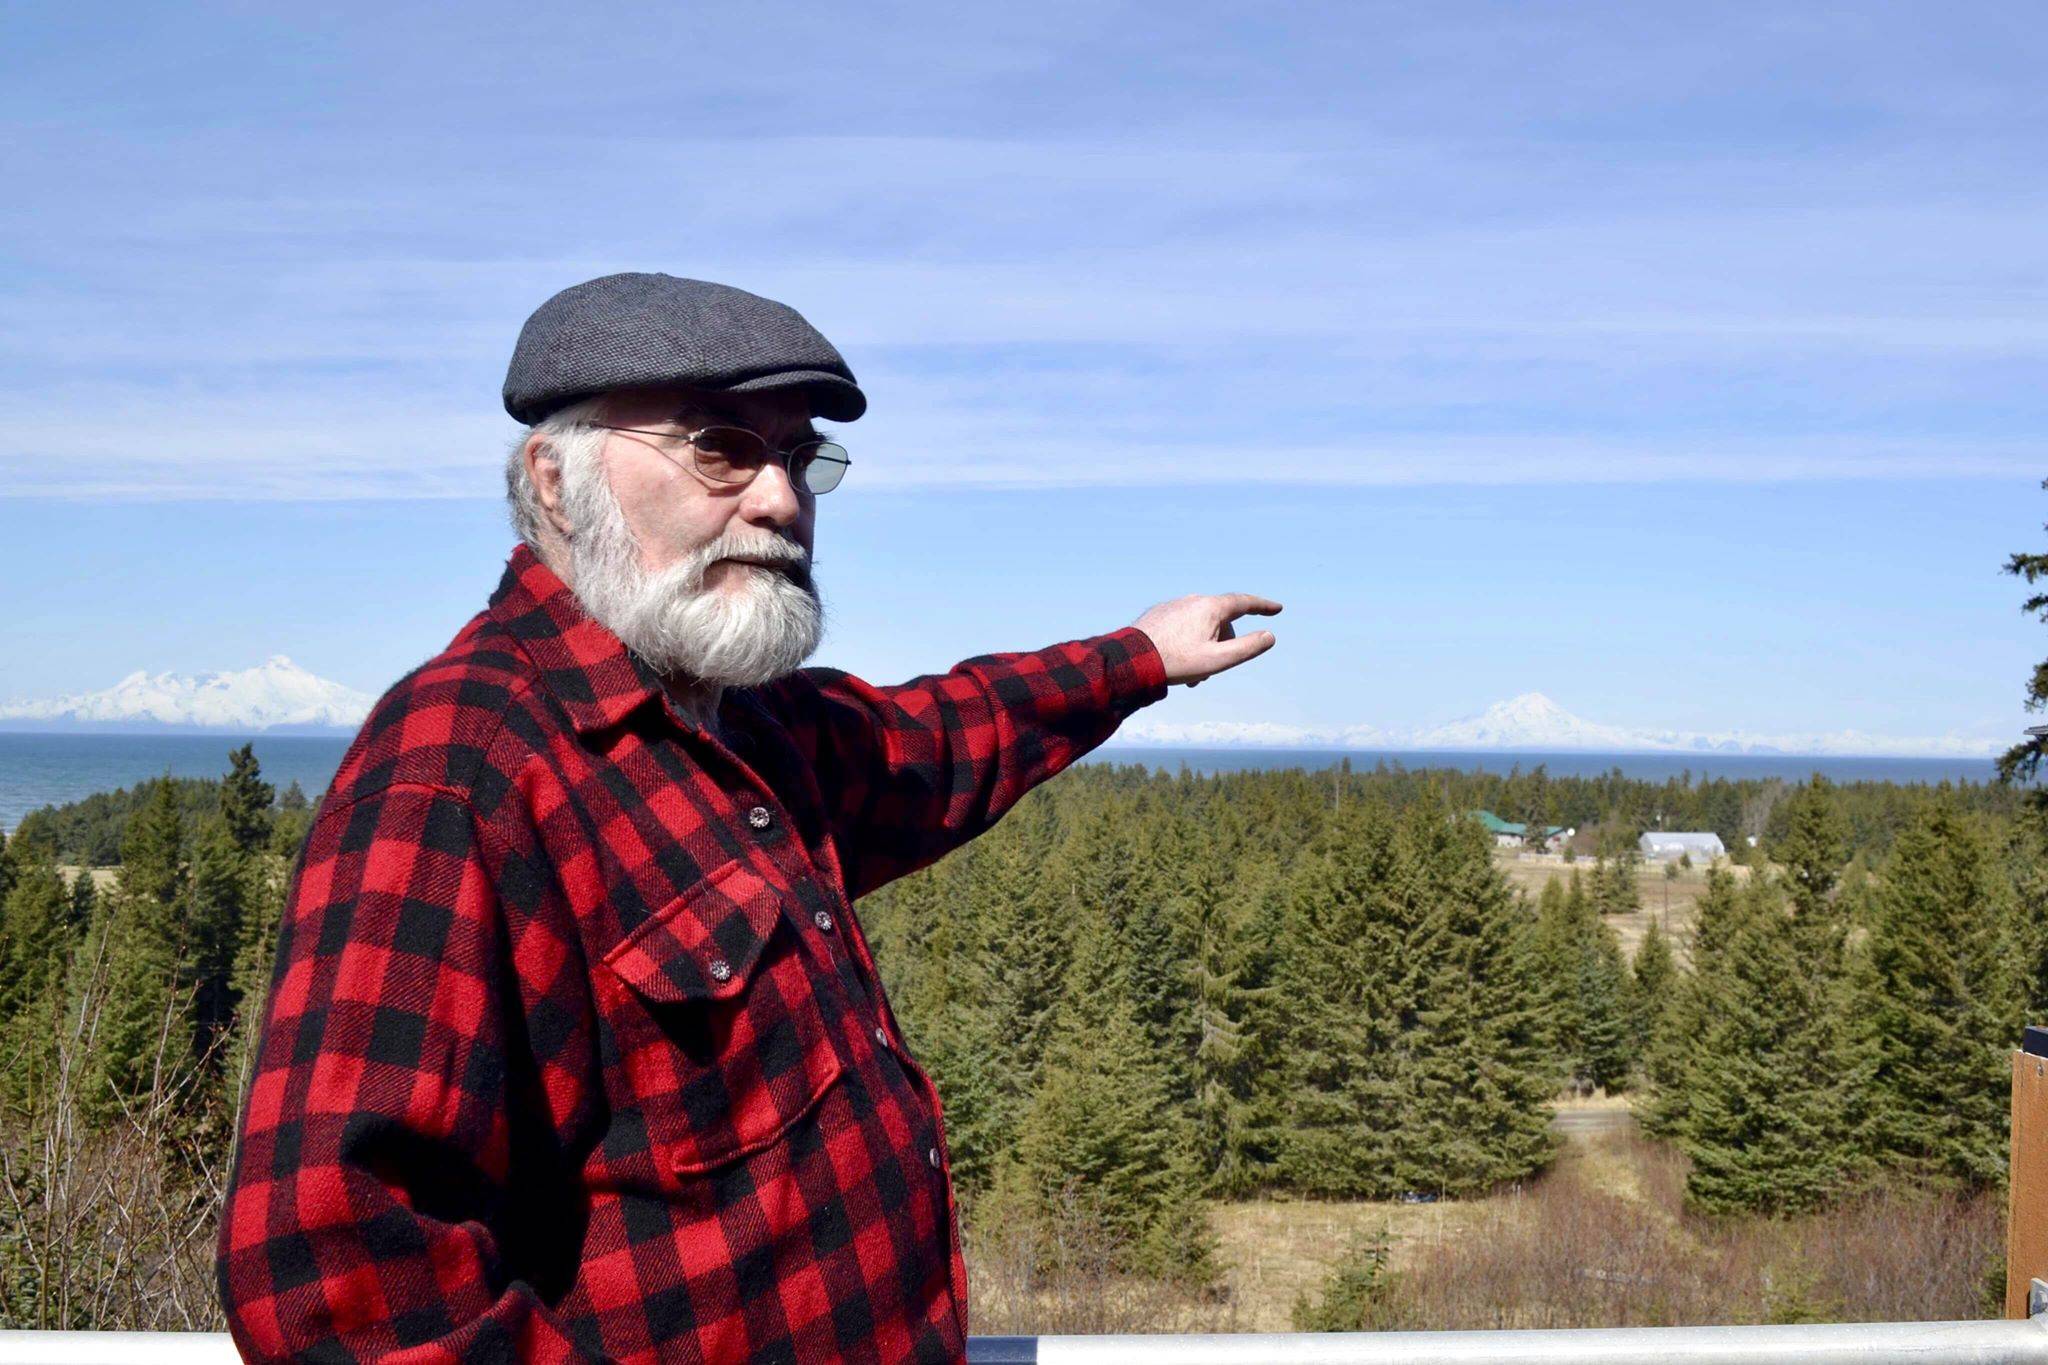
602, 857, 786, 1003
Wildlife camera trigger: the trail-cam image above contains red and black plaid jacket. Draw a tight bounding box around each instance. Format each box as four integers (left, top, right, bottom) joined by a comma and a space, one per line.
216, 543, 1168, 1364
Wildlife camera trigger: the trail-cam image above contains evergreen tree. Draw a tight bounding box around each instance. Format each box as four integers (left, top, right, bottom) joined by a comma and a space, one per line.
1292, 1226, 1399, 1332
1576, 917, 1635, 1092
1642, 869, 1741, 1139
219, 743, 275, 856
186, 815, 251, 1060
224, 847, 289, 1116
66, 868, 97, 936
1679, 875, 1861, 1214
975, 805, 1074, 1145
1630, 917, 1678, 1061
1774, 775, 1851, 921
901, 833, 1012, 1198
1274, 799, 1411, 1196
1230, 853, 1295, 1187
1005, 913, 1212, 1281
83, 776, 193, 1122
1121, 814, 1199, 1105
0, 854, 69, 1021
1593, 853, 1640, 917
0, 851, 70, 1112
1860, 802, 2026, 1189
1530, 876, 1578, 1072
2006, 815, 2048, 1027
1532, 872, 1634, 1094
1276, 801, 1557, 1196
1996, 481, 2048, 798
1383, 808, 1557, 1192
1175, 827, 1269, 1194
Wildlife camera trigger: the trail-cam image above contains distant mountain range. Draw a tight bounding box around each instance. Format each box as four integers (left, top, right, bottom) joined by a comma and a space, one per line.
0, 664, 2005, 758
0, 658, 373, 734
1113, 692, 2005, 760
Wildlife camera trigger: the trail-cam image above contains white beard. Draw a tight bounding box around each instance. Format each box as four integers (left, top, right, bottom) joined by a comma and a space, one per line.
560, 458, 824, 688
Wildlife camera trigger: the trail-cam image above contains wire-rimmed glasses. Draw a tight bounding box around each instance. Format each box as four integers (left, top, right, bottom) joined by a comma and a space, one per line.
588, 423, 851, 495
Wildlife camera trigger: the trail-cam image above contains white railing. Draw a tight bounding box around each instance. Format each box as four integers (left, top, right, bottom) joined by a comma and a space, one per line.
7, 1319, 2048, 1365
983, 1318, 2048, 1362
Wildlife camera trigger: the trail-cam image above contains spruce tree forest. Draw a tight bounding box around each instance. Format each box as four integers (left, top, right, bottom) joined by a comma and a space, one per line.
1, 745, 2042, 1332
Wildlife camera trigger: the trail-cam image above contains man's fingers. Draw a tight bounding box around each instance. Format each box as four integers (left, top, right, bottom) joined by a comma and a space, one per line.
1213, 630, 1276, 669
1217, 593, 1284, 621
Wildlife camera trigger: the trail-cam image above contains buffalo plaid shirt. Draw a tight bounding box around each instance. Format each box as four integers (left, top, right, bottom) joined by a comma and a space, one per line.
216, 543, 1168, 1364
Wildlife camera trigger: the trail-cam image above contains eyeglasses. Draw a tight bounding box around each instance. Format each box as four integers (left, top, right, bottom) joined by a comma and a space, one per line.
586, 423, 851, 495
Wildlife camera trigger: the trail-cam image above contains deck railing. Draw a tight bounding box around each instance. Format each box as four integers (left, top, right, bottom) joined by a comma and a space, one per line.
6, 1319, 2048, 1365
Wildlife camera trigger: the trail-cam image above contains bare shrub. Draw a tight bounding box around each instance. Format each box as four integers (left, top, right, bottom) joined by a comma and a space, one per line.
1628, 1130, 1692, 1214
1298, 1133, 2007, 1332
0, 934, 228, 1331
965, 1181, 1238, 1335
1705, 1186, 2005, 1324
1383, 1150, 1715, 1329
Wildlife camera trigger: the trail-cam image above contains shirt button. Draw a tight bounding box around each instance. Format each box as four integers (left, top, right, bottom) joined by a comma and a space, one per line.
707, 958, 733, 983
874, 1026, 890, 1049
746, 805, 773, 830
927, 1147, 942, 1169
813, 909, 835, 933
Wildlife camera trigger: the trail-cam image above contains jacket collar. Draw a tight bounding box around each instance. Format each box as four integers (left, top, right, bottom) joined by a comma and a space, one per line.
485, 543, 782, 743
487, 543, 667, 735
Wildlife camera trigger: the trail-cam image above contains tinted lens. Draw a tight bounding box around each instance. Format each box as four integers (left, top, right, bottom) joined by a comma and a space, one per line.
690, 426, 769, 483
794, 442, 848, 494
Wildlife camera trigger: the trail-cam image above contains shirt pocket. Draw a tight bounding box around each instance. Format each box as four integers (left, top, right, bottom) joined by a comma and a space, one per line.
596, 856, 846, 1178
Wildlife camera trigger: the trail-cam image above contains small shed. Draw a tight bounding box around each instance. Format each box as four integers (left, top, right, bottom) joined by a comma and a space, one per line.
1639, 831, 1726, 863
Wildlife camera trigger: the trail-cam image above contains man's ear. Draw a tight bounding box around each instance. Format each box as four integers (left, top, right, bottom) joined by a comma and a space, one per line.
524, 434, 574, 540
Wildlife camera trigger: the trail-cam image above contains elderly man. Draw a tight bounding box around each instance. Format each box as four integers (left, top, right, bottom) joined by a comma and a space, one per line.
216, 273, 1280, 1363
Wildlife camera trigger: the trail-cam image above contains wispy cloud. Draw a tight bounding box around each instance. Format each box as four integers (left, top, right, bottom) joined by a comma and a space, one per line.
5, 4, 2045, 498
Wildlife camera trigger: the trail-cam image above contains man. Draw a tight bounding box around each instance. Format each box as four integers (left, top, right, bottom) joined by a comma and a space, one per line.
215, 273, 1281, 1363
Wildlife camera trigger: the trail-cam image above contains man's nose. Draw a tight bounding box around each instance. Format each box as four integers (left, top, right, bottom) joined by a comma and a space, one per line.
740, 459, 802, 527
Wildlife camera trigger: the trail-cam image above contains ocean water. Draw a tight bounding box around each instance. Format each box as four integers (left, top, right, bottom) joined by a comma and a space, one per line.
0, 733, 2002, 834
0, 733, 354, 833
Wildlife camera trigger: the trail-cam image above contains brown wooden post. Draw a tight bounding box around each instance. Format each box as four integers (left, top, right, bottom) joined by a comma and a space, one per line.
2008, 1029, 2048, 1317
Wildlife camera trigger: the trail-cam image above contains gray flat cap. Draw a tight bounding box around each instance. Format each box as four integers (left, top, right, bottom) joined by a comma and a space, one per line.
502, 272, 866, 425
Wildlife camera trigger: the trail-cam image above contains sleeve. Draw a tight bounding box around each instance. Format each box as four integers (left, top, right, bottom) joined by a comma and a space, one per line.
215, 782, 603, 1364
764, 625, 1170, 900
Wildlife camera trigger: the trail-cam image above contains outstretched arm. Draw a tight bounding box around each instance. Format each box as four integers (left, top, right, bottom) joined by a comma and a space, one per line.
761, 593, 1283, 900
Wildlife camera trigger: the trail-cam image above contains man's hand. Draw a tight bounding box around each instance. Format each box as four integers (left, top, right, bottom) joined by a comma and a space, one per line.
1133, 593, 1284, 688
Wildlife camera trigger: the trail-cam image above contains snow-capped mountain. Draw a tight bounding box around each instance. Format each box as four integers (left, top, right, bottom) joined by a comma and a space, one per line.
1113, 692, 2004, 760
0, 657, 373, 733
1408, 693, 1644, 752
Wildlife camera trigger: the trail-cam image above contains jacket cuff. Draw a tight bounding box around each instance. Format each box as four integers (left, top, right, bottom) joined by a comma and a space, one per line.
1101, 625, 1171, 710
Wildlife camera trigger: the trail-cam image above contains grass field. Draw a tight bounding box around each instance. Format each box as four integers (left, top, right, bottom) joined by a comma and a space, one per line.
973, 1099, 1642, 1334
976, 1093, 2002, 1334
1492, 851, 1752, 962
1206, 1097, 1641, 1331
1209, 1185, 1501, 1331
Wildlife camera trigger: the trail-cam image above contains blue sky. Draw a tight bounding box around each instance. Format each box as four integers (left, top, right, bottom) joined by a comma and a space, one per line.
3, 2, 2045, 745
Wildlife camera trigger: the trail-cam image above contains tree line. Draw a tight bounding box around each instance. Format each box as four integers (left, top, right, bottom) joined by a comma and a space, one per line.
857, 762, 2048, 1277
0, 750, 313, 1129
9, 772, 310, 869
0, 749, 2038, 1315
11, 758, 2015, 873
0, 748, 312, 1326
1641, 777, 2046, 1213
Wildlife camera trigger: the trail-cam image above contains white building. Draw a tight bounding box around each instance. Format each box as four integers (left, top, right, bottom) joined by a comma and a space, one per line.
1639, 831, 1726, 863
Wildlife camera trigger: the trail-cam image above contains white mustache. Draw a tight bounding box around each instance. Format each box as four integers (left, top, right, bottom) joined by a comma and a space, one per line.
708, 535, 806, 567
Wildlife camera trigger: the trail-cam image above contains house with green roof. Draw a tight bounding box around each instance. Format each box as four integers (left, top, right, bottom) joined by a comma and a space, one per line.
1469, 810, 1575, 852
